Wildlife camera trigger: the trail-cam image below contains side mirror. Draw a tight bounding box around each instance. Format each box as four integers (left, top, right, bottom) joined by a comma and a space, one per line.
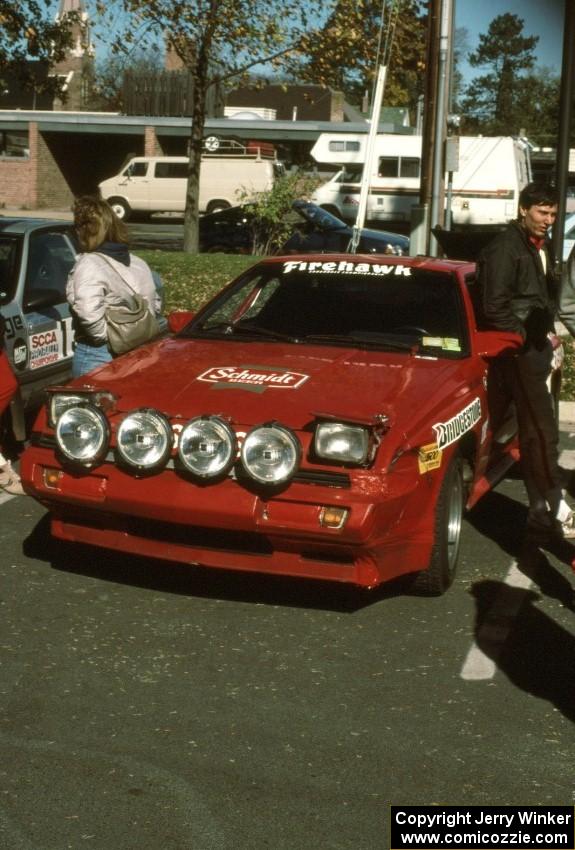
476, 330, 523, 358
168, 310, 195, 333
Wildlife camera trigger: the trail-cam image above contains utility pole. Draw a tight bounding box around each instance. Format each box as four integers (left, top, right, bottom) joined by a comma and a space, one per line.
410, 0, 454, 256
552, 0, 575, 269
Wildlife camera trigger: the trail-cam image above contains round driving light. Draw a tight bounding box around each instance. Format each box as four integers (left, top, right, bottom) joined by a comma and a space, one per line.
241, 424, 301, 485
55, 404, 109, 465
178, 416, 236, 478
116, 408, 172, 470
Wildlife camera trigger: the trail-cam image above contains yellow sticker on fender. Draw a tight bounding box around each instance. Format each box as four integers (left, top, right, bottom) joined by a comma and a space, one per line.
418, 442, 443, 474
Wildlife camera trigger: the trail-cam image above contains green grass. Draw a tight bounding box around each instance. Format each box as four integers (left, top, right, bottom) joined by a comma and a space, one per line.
560, 336, 575, 400
137, 250, 575, 401
137, 251, 260, 313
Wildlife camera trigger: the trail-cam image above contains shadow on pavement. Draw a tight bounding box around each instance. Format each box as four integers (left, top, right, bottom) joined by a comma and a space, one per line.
470, 579, 575, 724
467, 489, 575, 608
23, 513, 409, 614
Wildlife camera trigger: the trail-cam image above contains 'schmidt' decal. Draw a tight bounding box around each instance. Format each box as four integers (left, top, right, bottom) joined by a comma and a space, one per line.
432, 398, 481, 449
197, 365, 310, 393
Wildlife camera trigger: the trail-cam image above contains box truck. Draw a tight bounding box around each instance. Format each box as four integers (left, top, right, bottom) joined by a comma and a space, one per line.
309, 133, 532, 228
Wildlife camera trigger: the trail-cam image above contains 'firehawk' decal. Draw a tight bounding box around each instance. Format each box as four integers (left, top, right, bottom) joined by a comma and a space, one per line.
432, 398, 481, 449
282, 260, 412, 276
197, 365, 310, 393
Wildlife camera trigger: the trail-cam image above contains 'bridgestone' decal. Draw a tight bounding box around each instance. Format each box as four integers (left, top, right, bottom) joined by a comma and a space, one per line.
432, 398, 481, 449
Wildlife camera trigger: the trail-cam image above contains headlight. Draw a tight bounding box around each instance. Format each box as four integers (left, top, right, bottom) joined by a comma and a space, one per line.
241, 423, 301, 485
49, 393, 89, 428
116, 408, 172, 470
48, 390, 117, 428
55, 404, 109, 465
314, 422, 370, 464
178, 416, 236, 478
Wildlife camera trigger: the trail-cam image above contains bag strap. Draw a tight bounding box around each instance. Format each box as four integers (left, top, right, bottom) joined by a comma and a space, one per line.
93, 252, 139, 296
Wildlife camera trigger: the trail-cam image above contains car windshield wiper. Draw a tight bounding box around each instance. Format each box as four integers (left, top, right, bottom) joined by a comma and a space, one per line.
301, 332, 416, 351
228, 323, 300, 343
192, 321, 299, 343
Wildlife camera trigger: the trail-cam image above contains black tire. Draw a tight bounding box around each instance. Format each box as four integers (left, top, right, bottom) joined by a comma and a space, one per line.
206, 200, 231, 215
411, 455, 464, 596
107, 197, 131, 221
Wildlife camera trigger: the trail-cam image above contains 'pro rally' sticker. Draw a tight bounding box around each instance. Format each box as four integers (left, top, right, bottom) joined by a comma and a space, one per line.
418, 443, 443, 474
432, 398, 481, 450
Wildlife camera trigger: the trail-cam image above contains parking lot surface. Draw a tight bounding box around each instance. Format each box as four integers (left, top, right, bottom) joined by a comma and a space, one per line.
1, 441, 574, 849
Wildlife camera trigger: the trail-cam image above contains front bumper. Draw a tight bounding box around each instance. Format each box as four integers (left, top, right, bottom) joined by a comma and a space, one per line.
22, 445, 437, 588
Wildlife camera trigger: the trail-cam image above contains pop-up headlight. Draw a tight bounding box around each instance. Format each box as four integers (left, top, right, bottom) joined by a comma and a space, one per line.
314, 422, 370, 465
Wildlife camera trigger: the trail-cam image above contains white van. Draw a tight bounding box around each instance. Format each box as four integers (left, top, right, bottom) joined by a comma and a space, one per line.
310, 133, 532, 227
99, 146, 281, 221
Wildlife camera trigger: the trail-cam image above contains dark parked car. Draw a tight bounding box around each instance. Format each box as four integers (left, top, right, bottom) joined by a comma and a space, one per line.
199, 200, 410, 256
283, 200, 409, 255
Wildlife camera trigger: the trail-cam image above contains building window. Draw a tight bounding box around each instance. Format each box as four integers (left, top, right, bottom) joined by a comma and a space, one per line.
0, 130, 29, 158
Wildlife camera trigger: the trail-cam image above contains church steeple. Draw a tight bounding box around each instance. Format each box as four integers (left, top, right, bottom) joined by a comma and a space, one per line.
53, 0, 95, 110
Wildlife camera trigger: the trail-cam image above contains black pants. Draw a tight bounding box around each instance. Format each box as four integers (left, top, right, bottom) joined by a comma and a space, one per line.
500, 340, 562, 519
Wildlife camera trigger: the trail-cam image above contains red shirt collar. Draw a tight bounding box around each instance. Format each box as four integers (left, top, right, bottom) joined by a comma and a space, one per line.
529, 235, 546, 251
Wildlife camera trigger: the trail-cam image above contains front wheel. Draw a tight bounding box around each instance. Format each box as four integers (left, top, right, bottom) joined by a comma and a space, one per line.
107, 197, 131, 221
411, 455, 464, 596
206, 200, 231, 215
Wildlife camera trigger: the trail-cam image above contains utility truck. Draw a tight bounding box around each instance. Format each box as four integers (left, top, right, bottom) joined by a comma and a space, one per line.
309, 133, 532, 228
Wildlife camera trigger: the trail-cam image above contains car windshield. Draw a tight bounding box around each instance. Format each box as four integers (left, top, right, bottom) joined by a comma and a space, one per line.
0, 236, 22, 304
183, 260, 469, 358
293, 201, 346, 232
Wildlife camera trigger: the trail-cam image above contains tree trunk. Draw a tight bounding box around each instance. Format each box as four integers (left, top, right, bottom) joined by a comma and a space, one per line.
182, 54, 209, 254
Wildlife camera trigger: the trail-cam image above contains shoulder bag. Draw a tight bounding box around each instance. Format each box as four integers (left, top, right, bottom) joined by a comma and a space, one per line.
96, 254, 161, 356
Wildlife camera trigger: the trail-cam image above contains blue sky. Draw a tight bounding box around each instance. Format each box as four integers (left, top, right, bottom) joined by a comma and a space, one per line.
456, 0, 565, 82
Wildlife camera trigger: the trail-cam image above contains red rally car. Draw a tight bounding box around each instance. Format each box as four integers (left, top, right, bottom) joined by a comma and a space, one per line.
20, 254, 527, 595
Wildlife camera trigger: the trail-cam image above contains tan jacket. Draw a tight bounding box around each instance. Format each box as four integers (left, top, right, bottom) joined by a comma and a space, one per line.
66, 252, 161, 344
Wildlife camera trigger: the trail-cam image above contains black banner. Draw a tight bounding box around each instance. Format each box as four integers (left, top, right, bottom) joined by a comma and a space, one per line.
391, 806, 575, 850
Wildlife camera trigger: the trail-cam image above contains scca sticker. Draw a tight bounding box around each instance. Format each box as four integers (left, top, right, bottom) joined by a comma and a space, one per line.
432, 398, 481, 449
418, 442, 442, 474
29, 328, 64, 370
197, 365, 310, 393
282, 260, 412, 276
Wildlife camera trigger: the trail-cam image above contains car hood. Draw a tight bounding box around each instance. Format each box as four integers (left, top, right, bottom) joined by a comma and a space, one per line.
77, 336, 465, 437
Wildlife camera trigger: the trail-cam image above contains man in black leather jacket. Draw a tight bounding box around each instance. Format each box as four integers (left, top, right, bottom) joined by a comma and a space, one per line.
477, 181, 573, 540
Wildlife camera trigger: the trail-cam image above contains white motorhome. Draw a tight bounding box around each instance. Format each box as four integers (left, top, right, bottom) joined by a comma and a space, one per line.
98, 142, 282, 221
310, 133, 532, 227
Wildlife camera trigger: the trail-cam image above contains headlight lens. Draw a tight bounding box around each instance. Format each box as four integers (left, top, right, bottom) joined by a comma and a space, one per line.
315, 422, 370, 464
55, 404, 109, 465
116, 408, 172, 470
241, 424, 301, 484
178, 416, 236, 478
49, 393, 88, 428
48, 390, 117, 428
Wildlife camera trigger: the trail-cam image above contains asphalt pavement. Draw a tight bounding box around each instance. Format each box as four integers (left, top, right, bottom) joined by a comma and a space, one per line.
0, 428, 574, 849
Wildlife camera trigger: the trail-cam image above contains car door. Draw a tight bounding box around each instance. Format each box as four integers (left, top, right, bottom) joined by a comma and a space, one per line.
12, 228, 77, 395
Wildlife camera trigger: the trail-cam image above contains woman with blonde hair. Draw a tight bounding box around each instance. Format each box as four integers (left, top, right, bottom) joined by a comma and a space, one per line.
67, 196, 162, 377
